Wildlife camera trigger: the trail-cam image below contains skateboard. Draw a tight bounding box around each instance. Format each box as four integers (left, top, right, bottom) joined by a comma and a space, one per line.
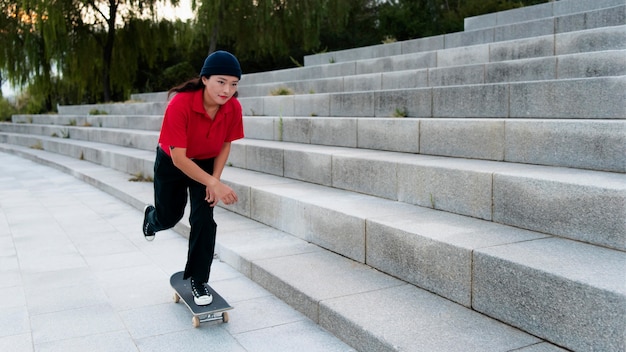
170, 271, 233, 327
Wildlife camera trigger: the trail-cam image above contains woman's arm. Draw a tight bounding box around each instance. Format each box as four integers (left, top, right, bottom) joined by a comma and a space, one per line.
170, 147, 237, 206
212, 142, 231, 180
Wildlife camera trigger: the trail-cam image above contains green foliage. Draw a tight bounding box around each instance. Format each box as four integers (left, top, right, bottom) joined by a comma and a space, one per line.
89, 109, 108, 115
393, 107, 408, 118
0, 97, 16, 121
270, 87, 294, 96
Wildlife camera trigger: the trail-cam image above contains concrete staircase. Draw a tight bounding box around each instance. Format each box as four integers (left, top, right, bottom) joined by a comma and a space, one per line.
1, 0, 624, 351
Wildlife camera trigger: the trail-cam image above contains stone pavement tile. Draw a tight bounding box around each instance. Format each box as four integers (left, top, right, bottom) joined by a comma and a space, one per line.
24, 282, 109, 315
36, 331, 138, 352
0, 306, 30, 338
30, 304, 126, 345
222, 295, 306, 335
234, 320, 356, 352
135, 328, 246, 352
118, 301, 194, 340
0, 333, 33, 352
0, 152, 357, 352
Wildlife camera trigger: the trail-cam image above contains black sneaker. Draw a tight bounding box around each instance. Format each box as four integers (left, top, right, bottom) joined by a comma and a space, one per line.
143, 205, 155, 241
190, 278, 213, 306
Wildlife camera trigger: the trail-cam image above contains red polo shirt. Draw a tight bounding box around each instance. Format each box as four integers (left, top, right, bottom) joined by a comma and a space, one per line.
158, 89, 244, 159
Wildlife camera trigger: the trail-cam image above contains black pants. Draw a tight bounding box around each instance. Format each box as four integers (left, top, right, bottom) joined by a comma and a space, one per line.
146, 147, 217, 283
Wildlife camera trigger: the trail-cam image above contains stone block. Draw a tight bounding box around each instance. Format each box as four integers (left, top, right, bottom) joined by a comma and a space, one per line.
509, 77, 626, 118
227, 141, 246, 168
436, 44, 490, 67
489, 35, 555, 62
281, 117, 311, 143
485, 57, 556, 83
356, 118, 419, 153
245, 144, 284, 176
296, 77, 343, 95
366, 209, 546, 306
343, 73, 382, 92
331, 150, 398, 200
355, 57, 395, 75
251, 250, 402, 323
556, 5, 626, 33
433, 84, 509, 118
310, 117, 357, 147
429, 64, 485, 87
263, 96, 295, 117
284, 148, 333, 186
381, 70, 429, 90
557, 50, 626, 78
330, 92, 375, 117
249, 187, 283, 229
553, 0, 625, 16
494, 18, 555, 42
420, 119, 505, 160
397, 157, 495, 220
242, 116, 275, 140
444, 28, 494, 49
505, 119, 626, 172
473, 237, 626, 352
400, 35, 444, 54
239, 96, 265, 116
555, 24, 626, 55
295, 94, 330, 117
493, 168, 626, 250
314, 61, 357, 79
395, 51, 439, 71
375, 89, 432, 118
321, 284, 541, 352
464, 13, 497, 31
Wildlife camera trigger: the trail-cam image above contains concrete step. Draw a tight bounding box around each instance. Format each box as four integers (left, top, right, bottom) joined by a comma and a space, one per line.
1, 127, 623, 252
303, 4, 625, 67
57, 101, 167, 116
11, 114, 163, 131
50, 75, 626, 119
0, 142, 622, 352
227, 138, 626, 251
6, 115, 623, 173
245, 25, 625, 86
237, 49, 625, 98
0, 123, 160, 152
241, 116, 626, 173
464, 0, 625, 31
238, 76, 626, 118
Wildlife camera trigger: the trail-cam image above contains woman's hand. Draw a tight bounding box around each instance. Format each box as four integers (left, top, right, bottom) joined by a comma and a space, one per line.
205, 182, 238, 207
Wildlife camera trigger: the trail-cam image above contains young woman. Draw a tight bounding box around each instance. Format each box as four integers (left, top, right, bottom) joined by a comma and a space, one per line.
142, 51, 243, 305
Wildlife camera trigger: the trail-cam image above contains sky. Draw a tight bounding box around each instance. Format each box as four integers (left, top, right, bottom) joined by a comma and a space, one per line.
2, 0, 194, 98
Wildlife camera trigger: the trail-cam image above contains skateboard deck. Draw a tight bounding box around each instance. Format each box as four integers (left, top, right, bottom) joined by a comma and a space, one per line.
170, 271, 233, 327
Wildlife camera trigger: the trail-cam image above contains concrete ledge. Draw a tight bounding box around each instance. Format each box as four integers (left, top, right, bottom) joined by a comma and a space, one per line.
509, 76, 626, 118
0, 143, 621, 352
493, 169, 626, 251
307, 2, 623, 67
12, 114, 163, 131
473, 237, 626, 352
57, 102, 167, 116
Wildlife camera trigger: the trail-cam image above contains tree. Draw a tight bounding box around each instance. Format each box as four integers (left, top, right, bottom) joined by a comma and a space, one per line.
0, 0, 180, 104
192, 0, 354, 60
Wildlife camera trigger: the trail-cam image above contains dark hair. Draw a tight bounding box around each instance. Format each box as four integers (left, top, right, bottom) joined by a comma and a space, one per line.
167, 77, 239, 99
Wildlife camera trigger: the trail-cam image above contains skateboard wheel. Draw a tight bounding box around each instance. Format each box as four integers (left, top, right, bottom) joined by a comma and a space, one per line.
192, 316, 200, 328
173, 293, 180, 303
222, 311, 229, 323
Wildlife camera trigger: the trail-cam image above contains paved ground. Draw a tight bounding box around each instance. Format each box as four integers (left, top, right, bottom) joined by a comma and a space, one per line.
0, 152, 355, 352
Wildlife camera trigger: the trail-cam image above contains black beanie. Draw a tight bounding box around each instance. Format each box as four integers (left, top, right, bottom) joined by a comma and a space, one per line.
199, 51, 242, 79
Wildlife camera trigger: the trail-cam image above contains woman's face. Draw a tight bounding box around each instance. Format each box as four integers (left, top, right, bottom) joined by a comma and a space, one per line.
202, 75, 239, 106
